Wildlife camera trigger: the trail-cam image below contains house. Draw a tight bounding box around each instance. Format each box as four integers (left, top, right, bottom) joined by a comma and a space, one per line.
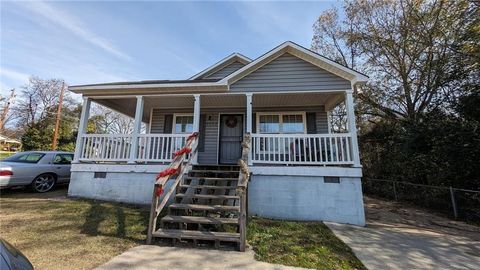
68, 41, 367, 232
0, 134, 21, 152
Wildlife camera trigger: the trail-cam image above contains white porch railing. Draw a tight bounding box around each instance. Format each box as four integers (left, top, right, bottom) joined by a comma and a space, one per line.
137, 134, 189, 162
78, 133, 188, 163
251, 133, 354, 165
80, 134, 133, 162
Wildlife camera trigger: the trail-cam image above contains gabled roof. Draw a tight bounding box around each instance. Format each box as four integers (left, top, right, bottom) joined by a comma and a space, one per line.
188, 53, 252, 80
69, 41, 369, 95
219, 41, 369, 86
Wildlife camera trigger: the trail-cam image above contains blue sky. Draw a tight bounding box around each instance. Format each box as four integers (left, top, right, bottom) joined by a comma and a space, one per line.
1, 1, 340, 97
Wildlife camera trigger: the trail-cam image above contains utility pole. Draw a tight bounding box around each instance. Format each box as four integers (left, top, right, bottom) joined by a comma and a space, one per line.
52, 82, 65, 150
0, 89, 15, 132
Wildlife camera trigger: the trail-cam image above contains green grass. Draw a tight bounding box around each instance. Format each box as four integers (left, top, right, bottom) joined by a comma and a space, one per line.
248, 217, 366, 270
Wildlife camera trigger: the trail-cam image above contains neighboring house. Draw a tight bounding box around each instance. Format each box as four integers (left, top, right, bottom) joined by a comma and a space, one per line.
0, 134, 21, 152
68, 41, 368, 226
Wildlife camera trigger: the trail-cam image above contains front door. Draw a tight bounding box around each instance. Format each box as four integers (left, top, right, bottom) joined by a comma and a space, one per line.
219, 114, 243, 164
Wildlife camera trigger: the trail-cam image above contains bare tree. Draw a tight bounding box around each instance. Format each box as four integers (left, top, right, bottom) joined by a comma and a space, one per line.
89, 104, 135, 134
312, 0, 472, 121
12, 77, 75, 128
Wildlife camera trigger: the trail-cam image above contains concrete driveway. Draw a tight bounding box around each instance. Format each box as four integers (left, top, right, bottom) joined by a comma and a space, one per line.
326, 197, 480, 270
96, 245, 306, 270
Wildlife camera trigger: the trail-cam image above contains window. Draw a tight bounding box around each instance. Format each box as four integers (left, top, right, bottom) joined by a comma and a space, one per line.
3, 152, 45, 163
53, 154, 73, 164
257, 113, 306, 134
174, 115, 193, 134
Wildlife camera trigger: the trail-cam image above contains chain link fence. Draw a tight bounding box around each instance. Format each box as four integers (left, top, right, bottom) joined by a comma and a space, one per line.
362, 178, 480, 224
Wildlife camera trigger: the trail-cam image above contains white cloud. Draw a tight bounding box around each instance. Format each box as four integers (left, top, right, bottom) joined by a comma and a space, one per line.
14, 1, 132, 62
0, 68, 30, 83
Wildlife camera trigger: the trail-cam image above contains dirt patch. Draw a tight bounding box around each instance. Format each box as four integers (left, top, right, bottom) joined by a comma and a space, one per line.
364, 196, 480, 241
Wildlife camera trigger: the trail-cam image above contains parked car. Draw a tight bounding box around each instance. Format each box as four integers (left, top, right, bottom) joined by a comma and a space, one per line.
0, 238, 34, 270
0, 151, 74, 192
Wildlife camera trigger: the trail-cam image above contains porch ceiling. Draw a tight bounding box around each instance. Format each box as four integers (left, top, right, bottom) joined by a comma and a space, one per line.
91, 92, 344, 123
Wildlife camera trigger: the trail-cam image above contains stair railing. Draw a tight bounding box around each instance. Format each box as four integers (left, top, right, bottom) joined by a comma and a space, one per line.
236, 132, 251, 252
146, 132, 199, 244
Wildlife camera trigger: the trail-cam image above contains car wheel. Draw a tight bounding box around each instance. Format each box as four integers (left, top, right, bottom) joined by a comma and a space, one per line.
31, 174, 56, 193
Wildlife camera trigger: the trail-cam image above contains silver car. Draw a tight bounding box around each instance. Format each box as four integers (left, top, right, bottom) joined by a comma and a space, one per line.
0, 151, 74, 192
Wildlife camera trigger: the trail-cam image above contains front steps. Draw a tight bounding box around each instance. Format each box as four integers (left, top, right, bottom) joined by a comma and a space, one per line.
153, 164, 241, 249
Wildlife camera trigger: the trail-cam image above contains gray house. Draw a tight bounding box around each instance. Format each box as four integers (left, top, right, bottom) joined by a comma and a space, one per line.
68, 41, 368, 228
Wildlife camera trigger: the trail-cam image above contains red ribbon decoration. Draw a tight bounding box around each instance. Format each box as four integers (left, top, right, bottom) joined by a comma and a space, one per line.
155, 186, 164, 197
156, 167, 179, 180
173, 147, 192, 158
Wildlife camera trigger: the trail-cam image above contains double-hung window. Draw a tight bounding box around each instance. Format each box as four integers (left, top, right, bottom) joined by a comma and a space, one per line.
173, 114, 193, 150
257, 112, 306, 153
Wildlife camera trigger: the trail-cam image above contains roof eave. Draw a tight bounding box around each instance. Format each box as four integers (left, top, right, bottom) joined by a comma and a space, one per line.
69, 83, 228, 96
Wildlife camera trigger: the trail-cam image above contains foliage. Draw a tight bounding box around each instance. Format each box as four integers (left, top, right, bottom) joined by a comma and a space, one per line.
248, 217, 366, 270
21, 102, 81, 152
312, 0, 479, 193
314, 0, 474, 121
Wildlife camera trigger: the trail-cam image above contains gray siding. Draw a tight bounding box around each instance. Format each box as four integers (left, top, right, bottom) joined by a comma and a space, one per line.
150, 110, 165, 133
204, 61, 245, 79
198, 114, 219, 164
316, 111, 329, 133
230, 53, 350, 92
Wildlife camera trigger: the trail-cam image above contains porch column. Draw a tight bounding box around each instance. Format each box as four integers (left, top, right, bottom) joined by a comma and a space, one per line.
128, 96, 144, 164
245, 93, 253, 165
192, 94, 201, 164
73, 97, 91, 163
345, 90, 361, 167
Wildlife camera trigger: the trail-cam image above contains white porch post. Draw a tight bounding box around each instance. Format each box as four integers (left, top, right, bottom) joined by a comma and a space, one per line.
345, 90, 361, 167
327, 110, 332, 134
128, 96, 144, 164
246, 93, 253, 165
73, 97, 91, 163
192, 94, 201, 164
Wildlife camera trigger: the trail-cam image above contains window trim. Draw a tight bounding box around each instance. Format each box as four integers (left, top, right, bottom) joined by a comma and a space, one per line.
172, 113, 194, 134
256, 112, 307, 134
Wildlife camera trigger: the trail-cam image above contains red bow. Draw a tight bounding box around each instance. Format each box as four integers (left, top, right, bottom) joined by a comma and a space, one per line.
155, 186, 164, 197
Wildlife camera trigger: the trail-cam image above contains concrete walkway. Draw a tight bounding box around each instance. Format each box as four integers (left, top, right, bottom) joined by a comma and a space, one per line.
326, 197, 480, 270
96, 245, 306, 270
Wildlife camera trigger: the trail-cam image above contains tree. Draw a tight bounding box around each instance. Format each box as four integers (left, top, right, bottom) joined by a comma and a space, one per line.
88, 104, 134, 134
312, 0, 474, 121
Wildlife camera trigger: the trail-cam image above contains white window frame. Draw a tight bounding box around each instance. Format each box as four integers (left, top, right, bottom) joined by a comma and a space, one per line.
173, 113, 194, 134
256, 112, 307, 134
255, 112, 307, 154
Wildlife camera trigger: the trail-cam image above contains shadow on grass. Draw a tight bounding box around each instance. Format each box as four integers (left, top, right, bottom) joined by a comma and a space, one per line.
80, 200, 150, 243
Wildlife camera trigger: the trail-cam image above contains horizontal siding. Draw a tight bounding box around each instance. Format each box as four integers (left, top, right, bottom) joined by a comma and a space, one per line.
316, 111, 328, 133
150, 109, 165, 133
230, 53, 350, 92
198, 114, 219, 164
204, 61, 245, 79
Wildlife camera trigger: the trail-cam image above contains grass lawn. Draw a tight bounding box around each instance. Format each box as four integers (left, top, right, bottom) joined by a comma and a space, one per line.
0, 187, 149, 270
1, 187, 364, 270
248, 217, 366, 270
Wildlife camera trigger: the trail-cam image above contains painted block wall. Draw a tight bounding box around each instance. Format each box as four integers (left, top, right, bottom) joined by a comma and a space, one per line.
248, 175, 366, 226
68, 171, 160, 205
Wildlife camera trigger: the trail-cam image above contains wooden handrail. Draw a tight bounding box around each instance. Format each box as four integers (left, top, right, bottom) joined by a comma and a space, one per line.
236, 133, 251, 252
146, 132, 199, 244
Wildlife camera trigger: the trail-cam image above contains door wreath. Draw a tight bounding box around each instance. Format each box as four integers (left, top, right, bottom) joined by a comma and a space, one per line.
225, 116, 238, 128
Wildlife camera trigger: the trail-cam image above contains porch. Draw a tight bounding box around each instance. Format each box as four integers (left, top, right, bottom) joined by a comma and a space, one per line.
73, 91, 360, 167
